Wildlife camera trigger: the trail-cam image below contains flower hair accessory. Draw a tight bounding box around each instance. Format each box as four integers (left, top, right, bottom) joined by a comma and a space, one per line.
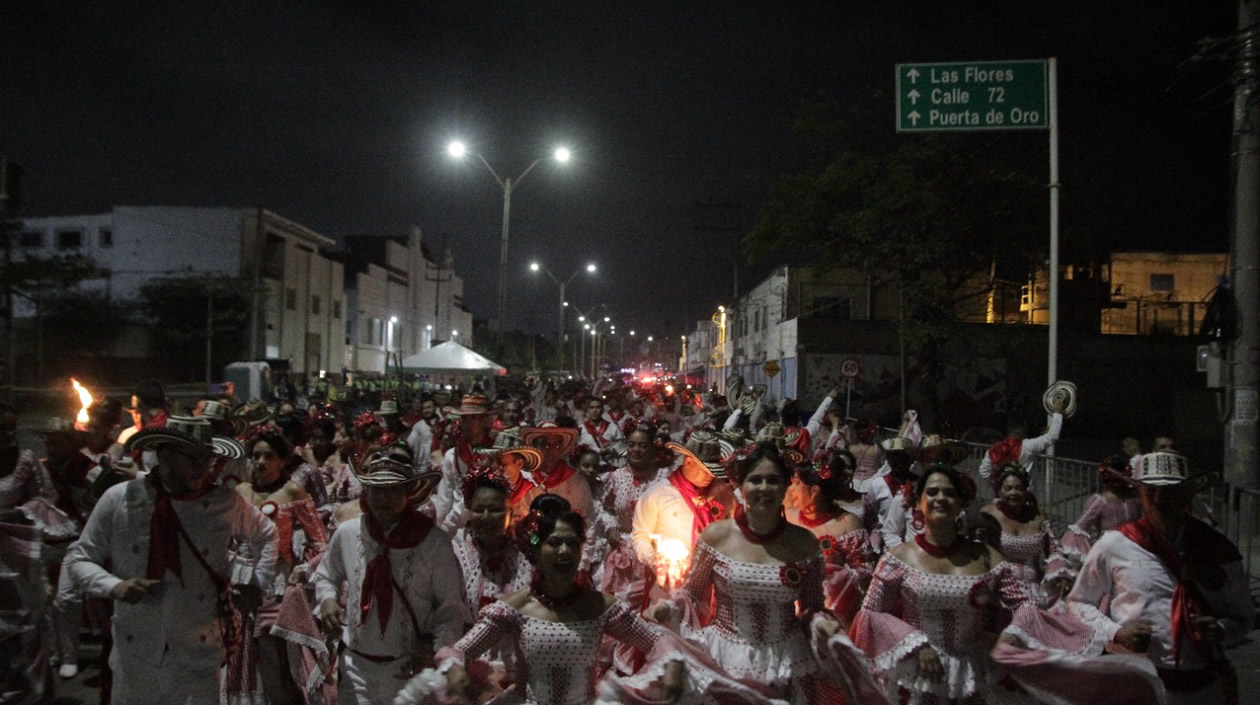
818, 536, 836, 556
462, 464, 511, 507
991, 462, 1028, 491
512, 509, 546, 558
353, 412, 382, 434
817, 464, 833, 480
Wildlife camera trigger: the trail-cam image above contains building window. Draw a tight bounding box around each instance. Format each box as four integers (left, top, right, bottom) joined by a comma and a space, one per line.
263, 233, 285, 279
311, 294, 321, 315
332, 299, 342, 319
285, 288, 297, 310
56, 230, 83, 249
98, 228, 113, 247
1149, 273, 1174, 292
18, 231, 41, 248
812, 296, 852, 319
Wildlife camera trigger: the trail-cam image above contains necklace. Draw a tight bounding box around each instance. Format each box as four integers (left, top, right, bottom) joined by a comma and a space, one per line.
798, 507, 834, 528
734, 505, 788, 544
530, 574, 582, 610
915, 533, 964, 558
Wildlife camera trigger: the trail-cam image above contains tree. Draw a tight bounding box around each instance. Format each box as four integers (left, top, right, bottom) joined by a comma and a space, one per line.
137, 277, 254, 381
747, 93, 1046, 413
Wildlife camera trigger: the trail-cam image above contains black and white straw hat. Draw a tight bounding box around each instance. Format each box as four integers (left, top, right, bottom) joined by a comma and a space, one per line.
126, 415, 246, 460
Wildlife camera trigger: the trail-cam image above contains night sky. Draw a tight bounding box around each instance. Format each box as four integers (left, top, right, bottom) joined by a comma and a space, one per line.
0, 1, 1237, 338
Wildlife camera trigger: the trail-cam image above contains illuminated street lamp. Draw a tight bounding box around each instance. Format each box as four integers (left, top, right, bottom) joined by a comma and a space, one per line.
531, 261, 596, 372
448, 139, 572, 355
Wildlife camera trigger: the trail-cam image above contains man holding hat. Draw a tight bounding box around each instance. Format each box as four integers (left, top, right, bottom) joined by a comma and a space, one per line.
64, 416, 277, 705
313, 445, 467, 705
878, 434, 968, 550
866, 436, 918, 551
1067, 452, 1254, 704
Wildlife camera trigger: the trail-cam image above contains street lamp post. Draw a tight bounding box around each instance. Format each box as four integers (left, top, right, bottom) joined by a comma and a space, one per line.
531, 261, 595, 373
448, 140, 571, 357
589, 316, 610, 378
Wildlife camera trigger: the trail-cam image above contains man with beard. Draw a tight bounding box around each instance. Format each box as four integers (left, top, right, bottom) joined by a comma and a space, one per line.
431, 395, 495, 535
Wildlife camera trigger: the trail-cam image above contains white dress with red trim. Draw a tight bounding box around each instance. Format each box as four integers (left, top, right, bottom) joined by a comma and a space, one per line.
998, 521, 1075, 607
1060, 494, 1141, 568
597, 466, 670, 600
674, 541, 888, 705
850, 553, 1036, 705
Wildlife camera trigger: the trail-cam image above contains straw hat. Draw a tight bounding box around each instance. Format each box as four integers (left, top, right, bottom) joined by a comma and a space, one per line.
377, 399, 400, 416
1043, 381, 1077, 418
910, 434, 968, 465
234, 399, 273, 426
453, 394, 492, 416
881, 436, 915, 454
474, 446, 545, 475
1108, 451, 1217, 494
126, 415, 246, 460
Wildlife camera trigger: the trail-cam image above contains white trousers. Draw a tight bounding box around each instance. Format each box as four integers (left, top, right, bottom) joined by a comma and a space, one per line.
109, 644, 220, 705
337, 649, 411, 705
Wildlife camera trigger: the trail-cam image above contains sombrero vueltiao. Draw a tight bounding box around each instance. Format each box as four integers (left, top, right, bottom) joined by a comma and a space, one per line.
353, 446, 442, 503
521, 423, 579, 458
474, 445, 545, 475
126, 415, 246, 460
1043, 381, 1077, 418
666, 430, 734, 479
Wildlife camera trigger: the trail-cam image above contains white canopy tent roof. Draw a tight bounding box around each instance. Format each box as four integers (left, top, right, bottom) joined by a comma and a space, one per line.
400, 340, 507, 376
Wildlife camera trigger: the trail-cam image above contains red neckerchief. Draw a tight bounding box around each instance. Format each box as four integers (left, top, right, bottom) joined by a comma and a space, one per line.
491, 418, 505, 432
146, 472, 217, 582
1118, 516, 1241, 665
146, 410, 170, 429
508, 475, 537, 507
359, 501, 435, 635
797, 507, 835, 528
884, 471, 914, 498
584, 420, 610, 447
455, 436, 484, 469
668, 470, 722, 542
608, 410, 625, 423
988, 437, 1022, 466
541, 462, 576, 489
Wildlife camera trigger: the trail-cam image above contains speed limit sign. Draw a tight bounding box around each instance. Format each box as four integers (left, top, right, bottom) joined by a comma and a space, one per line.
840, 357, 860, 379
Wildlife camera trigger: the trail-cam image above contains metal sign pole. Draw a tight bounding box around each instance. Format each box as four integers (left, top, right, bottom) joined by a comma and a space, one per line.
1047, 57, 1060, 459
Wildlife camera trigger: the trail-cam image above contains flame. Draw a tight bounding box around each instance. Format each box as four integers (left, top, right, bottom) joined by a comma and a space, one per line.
71, 378, 93, 430
650, 534, 691, 587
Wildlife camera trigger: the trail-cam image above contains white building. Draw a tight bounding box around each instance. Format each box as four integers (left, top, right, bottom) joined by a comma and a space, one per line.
340, 229, 474, 375
19, 206, 346, 378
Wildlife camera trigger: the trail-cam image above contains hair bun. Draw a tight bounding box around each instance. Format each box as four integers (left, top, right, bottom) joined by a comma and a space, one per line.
529, 493, 572, 518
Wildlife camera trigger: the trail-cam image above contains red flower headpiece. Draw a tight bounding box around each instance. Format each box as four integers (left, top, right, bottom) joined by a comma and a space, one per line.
462, 464, 511, 507
239, 422, 269, 448
353, 411, 381, 433
779, 563, 803, 588
817, 464, 833, 480
512, 509, 546, 560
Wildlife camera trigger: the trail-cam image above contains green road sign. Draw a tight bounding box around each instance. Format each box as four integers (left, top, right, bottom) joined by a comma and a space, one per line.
896, 60, 1048, 132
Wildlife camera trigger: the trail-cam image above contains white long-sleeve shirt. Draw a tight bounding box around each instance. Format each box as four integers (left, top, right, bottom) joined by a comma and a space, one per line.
406, 418, 434, 463
65, 477, 277, 667
629, 478, 698, 566
312, 515, 468, 658
1067, 528, 1254, 672
978, 412, 1064, 484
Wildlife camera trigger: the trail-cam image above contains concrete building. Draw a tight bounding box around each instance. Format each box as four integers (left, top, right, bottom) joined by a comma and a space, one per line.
19, 206, 346, 378
339, 229, 474, 375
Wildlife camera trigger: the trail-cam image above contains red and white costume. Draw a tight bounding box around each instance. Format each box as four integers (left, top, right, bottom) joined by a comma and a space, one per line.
1060, 494, 1142, 568
597, 464, 671, 599
998, 521, 1074, 607
578, 418, 624, 455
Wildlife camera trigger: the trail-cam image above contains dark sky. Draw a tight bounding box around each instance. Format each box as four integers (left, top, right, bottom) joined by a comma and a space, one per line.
0, 1, 1237, 337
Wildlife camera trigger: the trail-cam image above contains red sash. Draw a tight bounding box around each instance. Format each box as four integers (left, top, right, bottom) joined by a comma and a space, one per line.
668, 471, 723, 543
146, 473, 216, 582
359, 503, 435, 635
883, 472, 913, 499
1118, 516, 1241, 664
508, 476, 537, 507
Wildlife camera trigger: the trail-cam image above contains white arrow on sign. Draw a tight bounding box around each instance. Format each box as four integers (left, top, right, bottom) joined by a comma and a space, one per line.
906, 67, 920, 84
907, 89, 920, 104
908, 111, 921, 125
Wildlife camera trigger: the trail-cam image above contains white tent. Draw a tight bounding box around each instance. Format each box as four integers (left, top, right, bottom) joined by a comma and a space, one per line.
400, 341, 507, 376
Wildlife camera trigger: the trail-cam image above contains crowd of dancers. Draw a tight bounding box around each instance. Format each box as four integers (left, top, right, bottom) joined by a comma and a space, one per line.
0, 375, 1252, 705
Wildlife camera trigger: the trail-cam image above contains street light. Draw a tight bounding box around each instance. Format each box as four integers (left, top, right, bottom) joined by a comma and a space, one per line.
448, 139, 572, 355
531, 261, 596, 372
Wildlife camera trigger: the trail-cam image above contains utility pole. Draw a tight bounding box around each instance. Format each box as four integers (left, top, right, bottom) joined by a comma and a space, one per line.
0, 160, 21, 403
1226, 1, 1260, 490
696, 201, 743, 376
